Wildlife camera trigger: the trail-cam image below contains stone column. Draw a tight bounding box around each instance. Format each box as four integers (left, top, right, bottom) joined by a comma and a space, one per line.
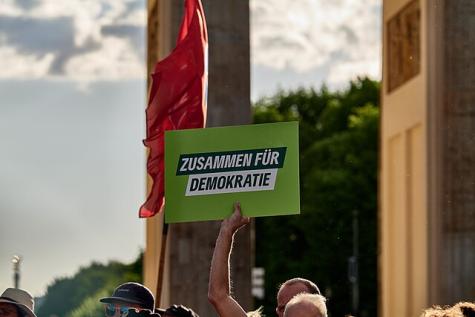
430, 0, 475, 304
381, 1, 475, 314
145, 1, 252, 316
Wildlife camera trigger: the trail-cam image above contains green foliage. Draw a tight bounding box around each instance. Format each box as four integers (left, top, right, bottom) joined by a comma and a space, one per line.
68, 288, 112, 317
37, 253, 143, 317
253, 77, 379, 317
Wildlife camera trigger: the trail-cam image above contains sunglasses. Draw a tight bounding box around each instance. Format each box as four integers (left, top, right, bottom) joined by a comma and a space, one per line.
104, 304, 144, 317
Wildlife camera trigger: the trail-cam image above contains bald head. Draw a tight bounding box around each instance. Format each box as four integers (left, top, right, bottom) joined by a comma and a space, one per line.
283, 294, 327, 317
276, 278, 321, 317
280, 278, 320, 295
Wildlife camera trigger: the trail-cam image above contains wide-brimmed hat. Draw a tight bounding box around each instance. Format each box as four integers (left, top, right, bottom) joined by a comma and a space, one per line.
100, 283, 155, 311
0, 288, 36, 317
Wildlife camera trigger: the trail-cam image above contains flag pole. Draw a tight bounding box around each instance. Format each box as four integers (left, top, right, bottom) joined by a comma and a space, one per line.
155, 221, 169, 307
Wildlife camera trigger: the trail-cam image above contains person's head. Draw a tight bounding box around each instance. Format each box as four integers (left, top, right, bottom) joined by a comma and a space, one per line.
455, 302, 475, 317
283, 293, 327, 317
157, 305, 199, 317
0, 288, 36, 317
0, 303, 21, 317
276, 278, 320, 317
421, 302, 475, 317
100, 283, 155, 317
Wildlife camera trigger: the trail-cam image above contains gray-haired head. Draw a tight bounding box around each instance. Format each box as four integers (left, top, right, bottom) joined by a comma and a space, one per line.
276, 278, 321, 317
284, 293, 327, 317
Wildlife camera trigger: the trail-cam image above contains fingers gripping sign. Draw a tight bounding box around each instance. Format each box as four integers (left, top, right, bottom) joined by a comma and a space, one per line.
221, 202, 250, 234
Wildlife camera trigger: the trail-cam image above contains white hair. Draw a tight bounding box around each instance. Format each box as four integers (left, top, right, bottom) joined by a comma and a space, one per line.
284, 293, 327, 317
246, 307, 263, 317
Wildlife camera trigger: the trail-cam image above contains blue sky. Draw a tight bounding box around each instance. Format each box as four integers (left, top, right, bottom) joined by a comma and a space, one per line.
0, 0, 381, 296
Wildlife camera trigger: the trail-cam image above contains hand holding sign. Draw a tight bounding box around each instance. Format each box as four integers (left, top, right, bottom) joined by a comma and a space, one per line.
221, 202, 250, 235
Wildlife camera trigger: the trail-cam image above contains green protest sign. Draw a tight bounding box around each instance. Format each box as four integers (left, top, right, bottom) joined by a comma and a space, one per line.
164, 121, 300, 223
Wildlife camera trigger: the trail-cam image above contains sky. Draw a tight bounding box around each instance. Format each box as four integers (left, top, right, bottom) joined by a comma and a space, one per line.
0, 0, 381, 297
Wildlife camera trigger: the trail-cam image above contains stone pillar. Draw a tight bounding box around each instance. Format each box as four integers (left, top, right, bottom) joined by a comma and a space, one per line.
431, 0, 475, 304
381, 0, 475, 315
145, 1, 252, 316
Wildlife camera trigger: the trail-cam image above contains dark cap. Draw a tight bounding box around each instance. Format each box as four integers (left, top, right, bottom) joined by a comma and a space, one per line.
100, 283, 155, 310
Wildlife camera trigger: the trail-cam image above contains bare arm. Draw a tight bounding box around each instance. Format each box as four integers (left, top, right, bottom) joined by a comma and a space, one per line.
208, 202, 250, 317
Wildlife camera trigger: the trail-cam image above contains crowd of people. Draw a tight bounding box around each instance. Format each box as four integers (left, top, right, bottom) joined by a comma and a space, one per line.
1, 203, 474, 317
208, 202, 327, 317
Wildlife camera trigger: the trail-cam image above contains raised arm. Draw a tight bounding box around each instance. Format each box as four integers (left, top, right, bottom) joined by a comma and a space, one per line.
208, 202, 250, 317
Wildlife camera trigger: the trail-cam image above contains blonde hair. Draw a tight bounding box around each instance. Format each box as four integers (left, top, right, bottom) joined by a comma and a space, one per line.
421, 302, 475, 317
284, 293, 327, 317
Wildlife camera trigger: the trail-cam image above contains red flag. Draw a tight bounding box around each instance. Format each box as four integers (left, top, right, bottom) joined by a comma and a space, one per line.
140, 0, 208, 218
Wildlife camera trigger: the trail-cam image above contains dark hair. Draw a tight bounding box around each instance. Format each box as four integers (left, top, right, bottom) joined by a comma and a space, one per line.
126, 309, 160, 317
164, 305, 199, 317
279, 278, 321, 295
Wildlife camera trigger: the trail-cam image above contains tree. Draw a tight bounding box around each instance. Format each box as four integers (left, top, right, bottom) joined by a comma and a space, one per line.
253, 77, 379, 317
37, 253, 143, 317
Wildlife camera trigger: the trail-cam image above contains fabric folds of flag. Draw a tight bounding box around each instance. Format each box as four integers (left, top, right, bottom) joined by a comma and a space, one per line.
139, 0, 208, 218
